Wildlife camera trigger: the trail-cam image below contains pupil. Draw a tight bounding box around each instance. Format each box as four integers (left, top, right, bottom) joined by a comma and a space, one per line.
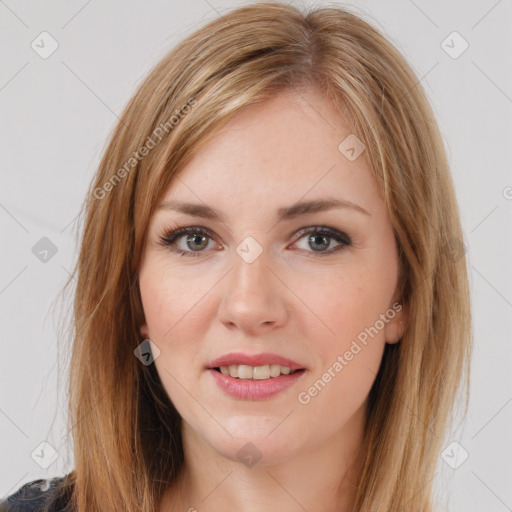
310, 234, 328, 251
187, 233, 207, 251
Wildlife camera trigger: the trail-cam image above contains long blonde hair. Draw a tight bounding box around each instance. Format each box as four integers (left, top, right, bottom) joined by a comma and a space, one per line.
57, 2, 472, 511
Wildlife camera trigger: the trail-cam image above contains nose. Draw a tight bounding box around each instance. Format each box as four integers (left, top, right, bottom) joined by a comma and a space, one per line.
217, 246, 288, 336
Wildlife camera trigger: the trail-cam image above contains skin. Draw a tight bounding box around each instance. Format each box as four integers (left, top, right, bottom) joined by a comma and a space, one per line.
138, 86, 408, 512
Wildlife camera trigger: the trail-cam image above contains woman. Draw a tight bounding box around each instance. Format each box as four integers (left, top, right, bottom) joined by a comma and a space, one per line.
1, 2, 472, 511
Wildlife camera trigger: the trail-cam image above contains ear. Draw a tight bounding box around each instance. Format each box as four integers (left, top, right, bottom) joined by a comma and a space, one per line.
383, 300, 408, 344
140, 322, 150, 340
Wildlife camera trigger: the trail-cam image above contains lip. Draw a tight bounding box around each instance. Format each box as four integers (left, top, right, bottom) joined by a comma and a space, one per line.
206, 352, 306, 371
207, 368, 307, 400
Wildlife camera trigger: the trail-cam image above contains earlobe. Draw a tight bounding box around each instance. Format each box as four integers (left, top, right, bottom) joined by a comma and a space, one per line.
385, 322, 402, 344
384, 302, 408, 344
140, 322, 149, 340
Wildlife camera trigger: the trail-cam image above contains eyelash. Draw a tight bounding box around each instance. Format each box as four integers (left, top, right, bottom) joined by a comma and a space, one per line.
157, 225, 353, 258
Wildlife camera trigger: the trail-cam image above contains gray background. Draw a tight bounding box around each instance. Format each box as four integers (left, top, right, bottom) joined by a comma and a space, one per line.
1, 0, 511, 510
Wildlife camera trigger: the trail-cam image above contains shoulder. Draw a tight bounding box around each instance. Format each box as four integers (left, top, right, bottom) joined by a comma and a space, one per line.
0, 474, 74, 512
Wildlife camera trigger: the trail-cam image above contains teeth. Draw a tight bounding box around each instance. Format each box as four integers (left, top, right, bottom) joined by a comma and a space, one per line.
238, 365, 253, 379
218, 364, 298, 380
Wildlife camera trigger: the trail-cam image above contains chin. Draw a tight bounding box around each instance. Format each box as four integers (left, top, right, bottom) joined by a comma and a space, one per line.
204, 416, 303, 466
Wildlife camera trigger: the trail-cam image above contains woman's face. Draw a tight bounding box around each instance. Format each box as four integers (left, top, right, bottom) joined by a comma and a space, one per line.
138, 87, 407, 466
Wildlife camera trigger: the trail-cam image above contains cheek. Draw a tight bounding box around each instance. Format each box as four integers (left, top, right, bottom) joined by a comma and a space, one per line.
140, 272, 206, 408
139, 259, 214, 341
292, 264, 391, 349
138, 265, 214, 398
292, 265, 392, 412
296, 274, 388, 428
298, 346, 383, 441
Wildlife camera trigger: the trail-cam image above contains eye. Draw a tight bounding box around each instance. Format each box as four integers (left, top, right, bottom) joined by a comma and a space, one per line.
158, 226, 217, 257
291, 226, 352, 256
157, 225, 352, 257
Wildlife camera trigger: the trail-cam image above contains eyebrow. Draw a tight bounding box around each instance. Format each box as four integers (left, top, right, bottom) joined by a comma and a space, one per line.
156, 198, 370, 222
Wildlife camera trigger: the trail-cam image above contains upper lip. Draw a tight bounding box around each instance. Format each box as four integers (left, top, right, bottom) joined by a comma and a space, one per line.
207, 352, 306, 371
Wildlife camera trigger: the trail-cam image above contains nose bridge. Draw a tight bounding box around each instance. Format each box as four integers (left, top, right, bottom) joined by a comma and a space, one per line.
230, 237, 272, 301
218, 236, 286, 332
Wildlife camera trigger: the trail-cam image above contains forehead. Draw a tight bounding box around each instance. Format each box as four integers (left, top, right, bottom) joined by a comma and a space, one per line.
159, 87, 379, 216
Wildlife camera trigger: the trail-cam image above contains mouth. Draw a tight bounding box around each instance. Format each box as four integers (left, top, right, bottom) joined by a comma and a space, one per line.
206, 352, 307, 379
205, 352, 308, 400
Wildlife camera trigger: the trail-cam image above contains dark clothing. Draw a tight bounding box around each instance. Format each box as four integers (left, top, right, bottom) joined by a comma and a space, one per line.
0, 475, 74, 512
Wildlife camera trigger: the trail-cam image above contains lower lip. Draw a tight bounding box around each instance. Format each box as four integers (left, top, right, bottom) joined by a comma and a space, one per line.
207, 369, 307, 400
